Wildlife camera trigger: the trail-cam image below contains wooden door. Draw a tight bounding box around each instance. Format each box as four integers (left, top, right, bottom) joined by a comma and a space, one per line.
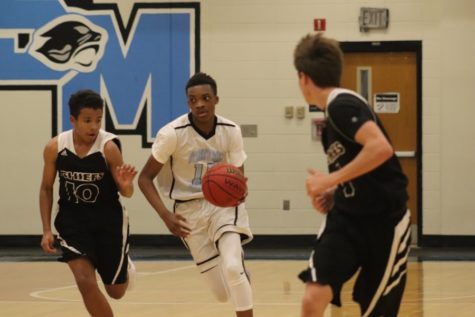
341, 51, 418, 225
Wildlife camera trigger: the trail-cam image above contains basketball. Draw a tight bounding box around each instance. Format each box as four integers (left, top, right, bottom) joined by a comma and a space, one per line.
202, 163, 247, 207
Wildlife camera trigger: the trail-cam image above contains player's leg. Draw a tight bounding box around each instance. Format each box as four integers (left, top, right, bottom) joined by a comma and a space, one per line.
98, 204, 133, 299
354, 209, 411, 317
177, 200, 230, 302
55, 211, 115, 316
298, 213, 359, 317
180, 199, 253, 316
68, 257, 114, 317
218, 232, 253, 317
202, 264, 230, 302
210, 202, 253, 316
301, 282, 333, 317
185, 229, 230, 302
102, 255, 134, 299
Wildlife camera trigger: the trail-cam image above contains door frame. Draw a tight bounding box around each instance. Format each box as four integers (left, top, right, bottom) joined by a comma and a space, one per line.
339, 40, 423, 246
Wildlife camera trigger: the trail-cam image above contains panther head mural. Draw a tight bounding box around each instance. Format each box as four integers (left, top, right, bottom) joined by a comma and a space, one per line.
29, 15, 108, 73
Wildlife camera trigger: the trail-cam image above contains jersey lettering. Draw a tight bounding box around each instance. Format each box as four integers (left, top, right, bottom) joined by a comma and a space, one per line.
60, 170, 104, 182
191, 162, 216, 190
65, 181, 100, 203
188, 149, 224, 189
327, 141, 345, 164
191, 163, 204, 188
189, 148, 224, 164
335, 162, 356, 198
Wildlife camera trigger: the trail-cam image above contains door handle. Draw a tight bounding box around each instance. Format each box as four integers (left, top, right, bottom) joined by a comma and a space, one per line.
395, 151, 416, 158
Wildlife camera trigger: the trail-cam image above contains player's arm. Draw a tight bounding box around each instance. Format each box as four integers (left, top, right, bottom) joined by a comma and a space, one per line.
39, 138, 58, 254
307, 121, 393, 197
104, 140, 137, 198
138, 156, 191, 237
331, 120, 393, 182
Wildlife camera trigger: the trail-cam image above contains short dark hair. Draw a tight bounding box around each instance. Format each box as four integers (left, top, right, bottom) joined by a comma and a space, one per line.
185, 72, 218, 95
68, 89, 104, 118
293, 33, 343, 88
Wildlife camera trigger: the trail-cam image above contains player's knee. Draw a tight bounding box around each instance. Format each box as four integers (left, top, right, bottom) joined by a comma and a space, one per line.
301, 293, 326, 317
105, 285, 126, 299
301, 291, 316, 311
222, 260, 245, 285
106, 289, 125, 300
74, 273, 98, 292
301, 283, 332, 316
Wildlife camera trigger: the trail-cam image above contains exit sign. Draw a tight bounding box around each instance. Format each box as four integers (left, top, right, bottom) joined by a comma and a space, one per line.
359, 7, 389, 32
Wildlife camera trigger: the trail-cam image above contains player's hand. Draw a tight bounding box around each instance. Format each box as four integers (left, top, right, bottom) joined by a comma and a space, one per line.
40, 231, 57, 254
306, 169, 335, 213
306, 168, 328, 196
163, 213, 191, 238
238, 182, 248, 204
311, 187, 336, 214
116, 164, 137, 187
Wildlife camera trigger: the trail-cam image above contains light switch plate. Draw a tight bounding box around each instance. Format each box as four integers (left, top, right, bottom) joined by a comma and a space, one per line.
285, 106, 294, 119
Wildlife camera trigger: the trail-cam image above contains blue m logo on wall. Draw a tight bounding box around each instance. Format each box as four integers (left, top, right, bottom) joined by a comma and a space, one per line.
0, 0, 200, 147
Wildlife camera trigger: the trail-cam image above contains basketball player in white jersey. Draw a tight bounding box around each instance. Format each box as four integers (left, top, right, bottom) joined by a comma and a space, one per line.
138, 72, 254, 317
39, 89, 137, 317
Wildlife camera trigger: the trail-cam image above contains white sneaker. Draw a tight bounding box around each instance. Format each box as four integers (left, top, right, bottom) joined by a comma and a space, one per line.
127, 255, 136, 291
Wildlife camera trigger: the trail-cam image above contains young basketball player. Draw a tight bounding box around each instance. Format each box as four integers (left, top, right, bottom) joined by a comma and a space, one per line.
293, 33, 411, 317
138, 72, 254, 317
39, 89, 137, 317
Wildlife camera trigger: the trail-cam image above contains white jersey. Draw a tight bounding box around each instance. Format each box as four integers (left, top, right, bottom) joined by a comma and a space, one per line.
152, 113, 247, 201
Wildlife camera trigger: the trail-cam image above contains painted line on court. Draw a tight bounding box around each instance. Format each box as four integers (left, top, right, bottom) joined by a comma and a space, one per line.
29, 264, 195, 302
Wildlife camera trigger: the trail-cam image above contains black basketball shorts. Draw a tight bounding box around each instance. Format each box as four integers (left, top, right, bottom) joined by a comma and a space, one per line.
54, 203, 130, 285
299, 209, 411, 317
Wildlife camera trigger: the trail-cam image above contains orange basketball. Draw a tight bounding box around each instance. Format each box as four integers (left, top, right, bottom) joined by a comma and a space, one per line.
202, 163, 247, 207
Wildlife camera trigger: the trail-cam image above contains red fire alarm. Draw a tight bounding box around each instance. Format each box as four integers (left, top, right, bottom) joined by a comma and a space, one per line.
314, 19, 326, 31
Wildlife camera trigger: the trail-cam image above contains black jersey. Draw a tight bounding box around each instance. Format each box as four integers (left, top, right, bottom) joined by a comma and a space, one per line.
56, 130, 120, 209
322, 89, 408, 217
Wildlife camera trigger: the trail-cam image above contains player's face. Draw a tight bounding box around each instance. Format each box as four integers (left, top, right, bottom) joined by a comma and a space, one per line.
70, 107, 103, 143
187, 84, 218, 125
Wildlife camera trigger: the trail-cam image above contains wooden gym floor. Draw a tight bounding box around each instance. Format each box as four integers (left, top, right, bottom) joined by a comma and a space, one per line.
1, 247, 475, 317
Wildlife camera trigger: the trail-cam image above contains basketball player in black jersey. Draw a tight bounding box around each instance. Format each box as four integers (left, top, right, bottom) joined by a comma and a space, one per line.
293, 33, 411, 317
39, 89, 137, 317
